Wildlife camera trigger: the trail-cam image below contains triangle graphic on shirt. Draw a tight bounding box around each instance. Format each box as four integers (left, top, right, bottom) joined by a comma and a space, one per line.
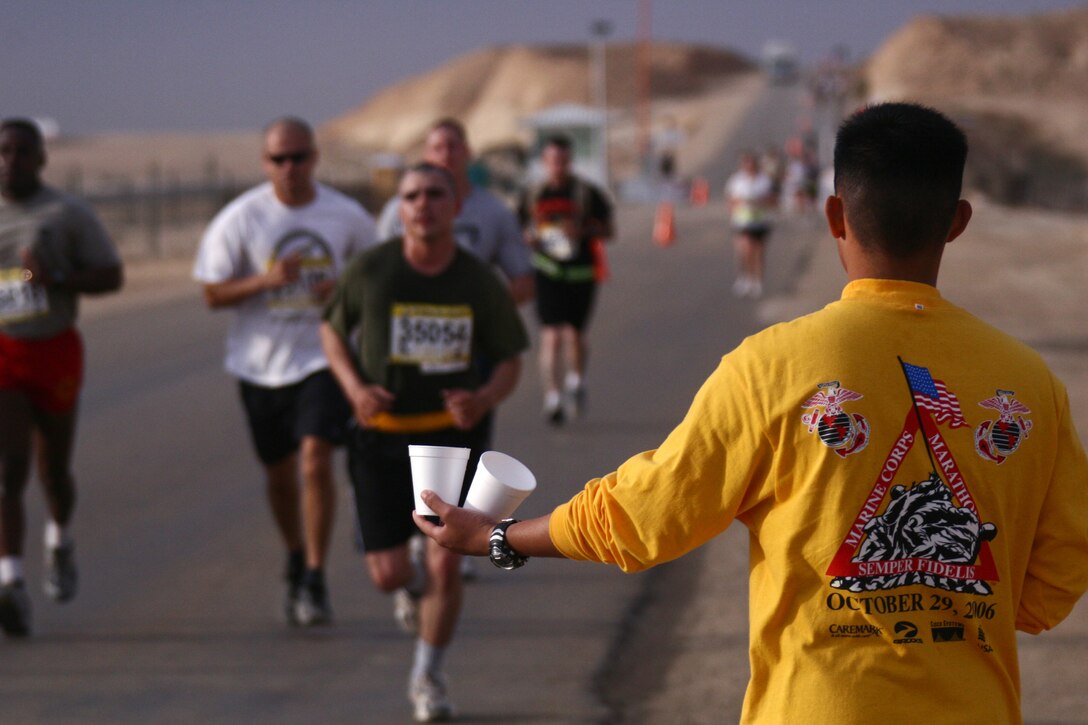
826, 407, 999, 596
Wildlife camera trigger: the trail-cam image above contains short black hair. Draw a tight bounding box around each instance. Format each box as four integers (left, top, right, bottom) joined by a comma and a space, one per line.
834, 103, 967, 257
402, 161, 458, 198
0, 118, 45, 149
543, 135, 572, 152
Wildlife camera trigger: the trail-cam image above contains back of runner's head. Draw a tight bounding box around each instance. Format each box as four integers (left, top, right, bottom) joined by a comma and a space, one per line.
834, 103, 967, 259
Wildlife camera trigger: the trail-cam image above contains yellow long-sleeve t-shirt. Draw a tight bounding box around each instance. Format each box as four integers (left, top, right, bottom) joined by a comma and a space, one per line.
551, 279, 1088, 724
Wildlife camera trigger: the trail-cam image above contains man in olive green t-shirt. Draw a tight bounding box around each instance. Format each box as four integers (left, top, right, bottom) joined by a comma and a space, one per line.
320, 162, 527, 723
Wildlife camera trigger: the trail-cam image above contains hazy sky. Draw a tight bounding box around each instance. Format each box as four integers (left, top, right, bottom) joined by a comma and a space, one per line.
4, 0, 1083, 135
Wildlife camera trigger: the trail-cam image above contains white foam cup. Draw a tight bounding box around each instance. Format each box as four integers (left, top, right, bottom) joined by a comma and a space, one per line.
464, 451, 537, 519
408, 445, 472, 518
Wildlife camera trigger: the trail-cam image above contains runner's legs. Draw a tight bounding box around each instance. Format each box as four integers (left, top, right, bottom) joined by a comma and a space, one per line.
418, 537, 462, 648
300, 435, 335, 571
0, 390, 34, 557
264, 453, 304, 553
32, 407, 78, 528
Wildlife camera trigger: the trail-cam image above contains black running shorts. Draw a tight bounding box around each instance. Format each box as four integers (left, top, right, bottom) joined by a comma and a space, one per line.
348, 425, 486, 552
534, 274, 597, 331
238, 369, 351, 465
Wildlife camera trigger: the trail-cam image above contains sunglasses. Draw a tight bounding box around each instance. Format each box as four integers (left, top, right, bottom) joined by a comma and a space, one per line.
266, 150, 313, 166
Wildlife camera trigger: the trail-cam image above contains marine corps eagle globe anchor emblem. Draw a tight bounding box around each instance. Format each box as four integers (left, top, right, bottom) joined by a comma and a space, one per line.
975, 389, 1032, 463
801, 381, 870, 458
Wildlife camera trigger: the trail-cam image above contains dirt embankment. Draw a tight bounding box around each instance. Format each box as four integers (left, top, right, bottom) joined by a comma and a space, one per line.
321, 42, 754, 178
863, 7, 1088, 210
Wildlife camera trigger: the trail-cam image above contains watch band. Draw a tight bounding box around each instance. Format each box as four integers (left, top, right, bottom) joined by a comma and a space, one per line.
488, 518, 529, 570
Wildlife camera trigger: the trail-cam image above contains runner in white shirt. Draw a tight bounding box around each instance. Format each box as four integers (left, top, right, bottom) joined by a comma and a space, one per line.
193, 117, 377, 627
725, 151, 776, 298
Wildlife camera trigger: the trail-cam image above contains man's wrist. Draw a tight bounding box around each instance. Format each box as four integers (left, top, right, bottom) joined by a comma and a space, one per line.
489, 518, 528, 570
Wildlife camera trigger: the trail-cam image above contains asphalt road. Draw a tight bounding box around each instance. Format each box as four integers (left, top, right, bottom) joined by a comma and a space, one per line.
0, 84, 812, 724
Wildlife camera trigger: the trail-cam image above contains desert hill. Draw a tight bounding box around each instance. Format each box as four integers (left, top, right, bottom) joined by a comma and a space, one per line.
321, 42, 754, 161
864, 7, 1088, 209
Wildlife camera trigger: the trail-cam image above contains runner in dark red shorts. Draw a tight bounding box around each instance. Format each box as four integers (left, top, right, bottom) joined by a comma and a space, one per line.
0, 119, 123, 637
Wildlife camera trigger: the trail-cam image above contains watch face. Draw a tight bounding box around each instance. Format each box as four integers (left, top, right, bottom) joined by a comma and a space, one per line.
489, 520, 527, 570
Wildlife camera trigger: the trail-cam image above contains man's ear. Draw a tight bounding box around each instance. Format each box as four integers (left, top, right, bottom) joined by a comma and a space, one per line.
825, 195, 846, 240
944, 199, 972, 244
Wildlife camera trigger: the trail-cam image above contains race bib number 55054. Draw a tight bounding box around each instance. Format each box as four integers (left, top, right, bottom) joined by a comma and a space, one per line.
390, 303, 473, 374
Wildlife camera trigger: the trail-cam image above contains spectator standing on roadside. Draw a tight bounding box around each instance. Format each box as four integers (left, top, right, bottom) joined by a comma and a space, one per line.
416, 103, 1088, 725
321, 162, 528, 722
519, 136, 613, 426
0, 118, 124, 637
193, 117, 377, 627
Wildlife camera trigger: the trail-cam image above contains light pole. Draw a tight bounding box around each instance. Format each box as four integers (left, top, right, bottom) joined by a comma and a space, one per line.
590, 19, 612, 190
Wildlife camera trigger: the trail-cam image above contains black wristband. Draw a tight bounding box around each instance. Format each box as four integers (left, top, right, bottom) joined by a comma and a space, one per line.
488, 518, 529, 570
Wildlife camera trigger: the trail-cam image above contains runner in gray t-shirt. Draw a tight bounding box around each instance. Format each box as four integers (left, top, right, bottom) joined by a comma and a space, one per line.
375, 119, 533, 305
0, 119, 123, 636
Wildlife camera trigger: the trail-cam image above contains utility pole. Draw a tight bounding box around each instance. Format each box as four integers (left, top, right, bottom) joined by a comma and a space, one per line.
637, 0, 653, 175
590, 18, 612, 190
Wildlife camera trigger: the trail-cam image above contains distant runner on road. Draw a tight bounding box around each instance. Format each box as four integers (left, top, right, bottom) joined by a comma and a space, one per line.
0, 118, 124, 637
725, 150, 775, 298
417, 104, 1088, 724
193, 117, 377, 628
519, 136, 613, 426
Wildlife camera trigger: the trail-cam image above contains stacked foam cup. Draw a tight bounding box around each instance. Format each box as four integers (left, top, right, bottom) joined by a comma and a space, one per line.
408, 446, 535, 522
464, 451, 536, 519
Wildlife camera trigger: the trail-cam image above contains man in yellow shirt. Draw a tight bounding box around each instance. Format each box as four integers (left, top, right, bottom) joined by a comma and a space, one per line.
415, 103, 1088, 723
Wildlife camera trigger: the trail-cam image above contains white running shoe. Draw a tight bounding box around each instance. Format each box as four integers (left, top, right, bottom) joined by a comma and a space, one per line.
409, 672, 455, 722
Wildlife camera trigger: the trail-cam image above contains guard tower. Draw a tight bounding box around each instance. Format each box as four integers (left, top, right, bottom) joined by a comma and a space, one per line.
521, 104, 609, 190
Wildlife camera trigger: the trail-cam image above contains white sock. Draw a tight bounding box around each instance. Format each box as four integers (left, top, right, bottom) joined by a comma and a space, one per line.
0, 556, 24, 585
45, 520, 72, 549
564, 371, 582, 391
411, 639, 447, 681
543, 389, 561, 409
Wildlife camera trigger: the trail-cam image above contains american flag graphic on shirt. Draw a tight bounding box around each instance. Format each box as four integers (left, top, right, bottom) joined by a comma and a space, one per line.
902, 361, 969, 428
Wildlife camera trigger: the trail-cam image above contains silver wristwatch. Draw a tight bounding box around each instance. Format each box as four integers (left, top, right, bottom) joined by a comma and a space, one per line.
488, 518, 528, 570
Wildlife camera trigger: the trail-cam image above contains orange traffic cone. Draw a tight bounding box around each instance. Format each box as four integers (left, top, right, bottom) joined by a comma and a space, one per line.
653, 201, 676, 247
689, 177, 710, 207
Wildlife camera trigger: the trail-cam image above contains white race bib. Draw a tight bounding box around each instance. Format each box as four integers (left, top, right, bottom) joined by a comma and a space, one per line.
0, 269, 49, 323
539, 224, 576, 261
390, 303, 473, 374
